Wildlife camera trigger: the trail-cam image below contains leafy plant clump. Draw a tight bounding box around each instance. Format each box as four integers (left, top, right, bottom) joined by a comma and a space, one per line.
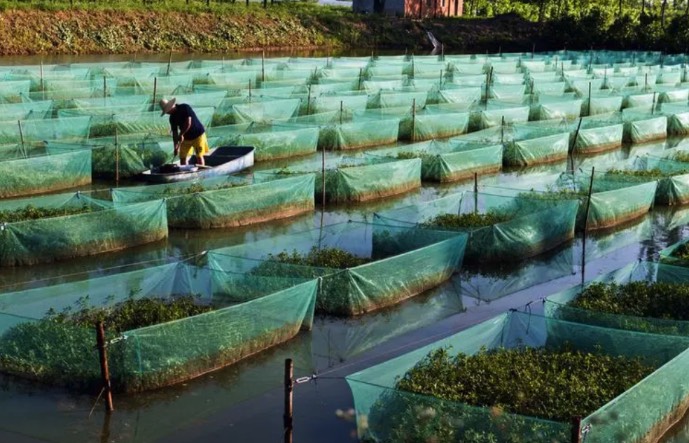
46, 294, 213, 333
671, 243, 689, 261
420, 211, 513, 230
0, 204, 92, 223
605, 168, 666, 179
161, 181, 245, 196
367, 345, 654, 442
396, 151, 435, 161
266, 246, 370, 269
570, 281, 689, 321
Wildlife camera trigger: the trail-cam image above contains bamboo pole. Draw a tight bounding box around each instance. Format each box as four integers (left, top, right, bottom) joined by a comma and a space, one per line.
339, 101, 343, 125
581, 168, 595, 286
411, 98, 416, 142
306, 85, 312, 115
587, 81, 592, 116
166, 49, 172, 76
17, 120, 26, 159
115, 125, 120, 186
249, 80, 252, 103
262, 50, 266, 83
40, 61, 45, 101
152, 78, 158, 113
358, 68, 363, 91
103, 76, 107, 101
96, 322, 114, 412
283, 358, 293, 443
571, 416, 582, 443
474, 172, 478, 214
569, 117, 583, 173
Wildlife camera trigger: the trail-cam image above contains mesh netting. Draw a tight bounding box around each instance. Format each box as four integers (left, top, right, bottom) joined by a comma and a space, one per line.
207, 221, 467, 316
207, 123, 318, 162
347, 310, 689, 443
373, 191, 579, 263
0, 150, 91, 198
0, 261, 318, 392
0, 192, 168, 266
111, 173, 315, 229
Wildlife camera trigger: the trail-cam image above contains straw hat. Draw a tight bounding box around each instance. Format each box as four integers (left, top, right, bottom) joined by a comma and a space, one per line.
159, 98, 176, 116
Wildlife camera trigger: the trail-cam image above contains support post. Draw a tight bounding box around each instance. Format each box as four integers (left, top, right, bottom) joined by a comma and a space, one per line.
283, 359, 293, 443
339, 101, 343, 125
115, 125, 120, 186
103, 76, 107, 100
500, 116, 505, 144
358, 68, 363, 91
569, 117, 583, 173
581, 168, 595, 286
262, 50, 266, 83
571, 416, 582, 443
474, 172, 478, 214
411, 98, 416, 142
40, 61, 45, 101
321, 143, 326, 206
166, 49, 172, 76
652, 92, 657, 114
96, 322, 114, 413
152, 77, 159, 112
249, 79, 252, 102
306, 85, 312, 115
17, 120, 26, 159
587, 81, 592, 116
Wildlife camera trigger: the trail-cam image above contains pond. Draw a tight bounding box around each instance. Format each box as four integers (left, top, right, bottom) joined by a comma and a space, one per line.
1, 51, 688, 443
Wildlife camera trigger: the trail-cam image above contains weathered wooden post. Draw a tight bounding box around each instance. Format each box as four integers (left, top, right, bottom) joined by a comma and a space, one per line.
581, 168, 595, 286
283, 358, 293, 443
96, 322, 114, 412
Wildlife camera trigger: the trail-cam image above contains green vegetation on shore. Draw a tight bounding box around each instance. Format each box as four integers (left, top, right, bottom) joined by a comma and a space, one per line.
0, 1, 687, 56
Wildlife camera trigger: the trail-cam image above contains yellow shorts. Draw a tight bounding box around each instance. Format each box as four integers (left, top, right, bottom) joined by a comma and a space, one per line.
179, 133, 209, 160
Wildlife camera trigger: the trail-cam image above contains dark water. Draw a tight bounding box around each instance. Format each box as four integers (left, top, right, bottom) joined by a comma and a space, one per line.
1, 54, 688, 443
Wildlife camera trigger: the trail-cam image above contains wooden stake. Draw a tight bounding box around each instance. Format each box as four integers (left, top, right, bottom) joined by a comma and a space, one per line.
339, 101, 343, 125
166, 49, 172, 76
283, 358, 293, 443
17, 120, 26, 159
652, 92, 657, 114
321, 144, 327, 206
571, 416, 582, 443
587, 81, 592, 116
581, 168, 595, 286
474, 172, 478, 214
358, 68, 363, 91
40, 61, 45, 101
100, 410, 112, 443
500, 116, 505, 144
306, 85, 312, 115
152, 77, 158, 113
262, 50, 266, 83
96, 322, 114, 412
115, 126, 120, 186
249, 79, 252, 102
411, 98, 416, 142
569, 117, 583, 173
103, 76, 107, 100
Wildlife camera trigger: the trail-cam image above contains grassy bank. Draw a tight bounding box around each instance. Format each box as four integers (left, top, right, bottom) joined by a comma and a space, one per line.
0, 2, 687, 56
0, 4, 542, 55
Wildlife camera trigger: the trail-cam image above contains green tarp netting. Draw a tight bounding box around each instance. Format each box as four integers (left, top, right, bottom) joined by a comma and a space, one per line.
207, 123, 318, 162
373, 191, 579, 263
346, 310, 689, 443
111, 173, 315, 229
206, 221, 467, 316
573, 115, 624, 154
0, 116, 90, 144
261, 154, 420, 203
397, 105, 470, 141
622, 155, 689, 206
0, 260, 318, 392
0, 192, 168, 266
0, 100, 52, 120
622, 108, 668, 143
47, 135, 174, 180
660, 102, 689, 136
368, 140, 503, 183
0, 150, 91, 198
545, 261, 689, 337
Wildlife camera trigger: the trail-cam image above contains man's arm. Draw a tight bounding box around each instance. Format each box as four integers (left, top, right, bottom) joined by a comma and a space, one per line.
178, 116, 192, 142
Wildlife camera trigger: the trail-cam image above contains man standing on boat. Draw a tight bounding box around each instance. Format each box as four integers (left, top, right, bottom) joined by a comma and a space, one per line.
160, 98, 208, 166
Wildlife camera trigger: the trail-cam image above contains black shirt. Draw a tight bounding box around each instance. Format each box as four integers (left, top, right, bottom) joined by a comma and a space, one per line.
169, 103, 205, 140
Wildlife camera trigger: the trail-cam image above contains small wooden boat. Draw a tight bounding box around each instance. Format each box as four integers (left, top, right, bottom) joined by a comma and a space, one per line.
138, 146, 255, 184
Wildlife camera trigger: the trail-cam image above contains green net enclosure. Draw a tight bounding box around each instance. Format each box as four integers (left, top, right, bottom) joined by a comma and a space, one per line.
228, 98, 301, 124
373, 191, 579, 263
656, 86, 689, 104
475, 102, 530, 130
621, 108, 668, 144
556, 170, 658, 230
545, 261, 689, 337
110, 107, 214, 137
346, 310, 689, 443
207, 220, 466, 315
572, 115, 625, 154
531, 94, 583, 120
0, 79, 30, 103
396, 104, 470, 141
207, 123, 318, 162
111, 173, 315, 229
435, 85, 482, 106
583, 92, 624, 116
0, 260, 318, 392
0, 192, 168, 266
660, 102, 689, 136
263, 154, 421, 203
369, 140, 503, 183
0, 100, 52, 120
0, 116, 91, 144
626, 155, 689, 206
659, 237, 689, 267
367, 90, 428, 109
47, 135, 174, 180
0, 150, 91, 198
504, 130, 570, 167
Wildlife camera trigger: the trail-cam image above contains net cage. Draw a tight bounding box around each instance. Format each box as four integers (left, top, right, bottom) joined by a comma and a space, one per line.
546, 258, 689, 337
659, 102, 689, 136
0, 260, 318, 393
111, 172, 315, 229
0, 191, 168, 266
346, 310, 689, 443
206, 221, 467, 317
261, 153, 421, 204
373, 190, 580, 264
620, 155, 689, 206
367, 139, 503, 183
47, 134, 174, 180
0, 150, 91, 198
554, 171, 658, 231
207, 123, 319, 162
